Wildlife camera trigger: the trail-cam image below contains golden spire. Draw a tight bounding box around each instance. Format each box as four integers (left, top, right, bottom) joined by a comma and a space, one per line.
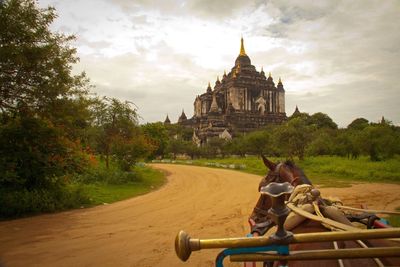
224, 70, 226, 76
217, 75, 220, 82
240, 36, 246, 56
261, 66, 264, 72
279, 77, 282, 83
269, 72, 272, 78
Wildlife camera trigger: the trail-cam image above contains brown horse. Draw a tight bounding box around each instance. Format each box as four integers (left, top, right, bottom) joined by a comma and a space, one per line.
247, 156, 400, 267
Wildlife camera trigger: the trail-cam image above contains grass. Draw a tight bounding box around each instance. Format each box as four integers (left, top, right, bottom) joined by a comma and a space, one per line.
156, 155, 400, 187
79, 165, 166, 207
386, 207, 400, 227
387, 215, 400, 227
0, 164, 166, 219
297, 156, 400, 185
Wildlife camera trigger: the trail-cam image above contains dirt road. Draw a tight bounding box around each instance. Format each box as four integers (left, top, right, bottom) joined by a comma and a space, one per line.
1, 164, 399, 267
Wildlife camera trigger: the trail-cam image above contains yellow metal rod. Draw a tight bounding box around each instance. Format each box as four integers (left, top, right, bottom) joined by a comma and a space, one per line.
230, 247, 400, 262
198, 228, 400, 249
175, 228, 400, 261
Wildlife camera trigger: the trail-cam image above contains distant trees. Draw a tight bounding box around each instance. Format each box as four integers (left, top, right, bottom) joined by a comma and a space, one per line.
142, 122, 169, 158
89, 97, 154, 170
276, 117, 314, 160
202, 137, 227, 158
347, 118, 369, 131
360, 124, 399, 161
155, 112, 400, 161
309, 112, 338, 129
243, 130, 271, 155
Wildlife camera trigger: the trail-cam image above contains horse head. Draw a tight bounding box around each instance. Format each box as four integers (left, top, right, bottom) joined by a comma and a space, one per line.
261, 155, 312, 187
250, 156, 312, 225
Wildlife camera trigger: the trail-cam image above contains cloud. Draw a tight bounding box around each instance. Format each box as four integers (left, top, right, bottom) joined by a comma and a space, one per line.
111, 0, 265, 20
72, 42, 218, 123
38, 0, 400, 127
287, 79, 400, 126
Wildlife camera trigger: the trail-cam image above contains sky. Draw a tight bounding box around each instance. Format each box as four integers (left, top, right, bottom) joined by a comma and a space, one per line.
38, 0, 400, 127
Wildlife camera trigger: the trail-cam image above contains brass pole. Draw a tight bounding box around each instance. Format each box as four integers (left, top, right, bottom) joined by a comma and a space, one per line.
230, 247, 400, 262
175, 228, 400, 261
200, 228, 400, 248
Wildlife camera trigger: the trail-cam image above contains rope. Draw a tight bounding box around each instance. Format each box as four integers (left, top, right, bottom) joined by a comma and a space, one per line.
333, 204, 400, 216
289, 190, 386, 267
287, 203, 357, 231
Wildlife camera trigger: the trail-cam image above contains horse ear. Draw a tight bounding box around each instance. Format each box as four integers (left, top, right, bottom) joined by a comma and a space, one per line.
261, 155, 277, 171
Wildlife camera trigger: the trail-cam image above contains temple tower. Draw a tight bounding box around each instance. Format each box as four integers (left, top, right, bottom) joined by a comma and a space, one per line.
175, 37, 287, 143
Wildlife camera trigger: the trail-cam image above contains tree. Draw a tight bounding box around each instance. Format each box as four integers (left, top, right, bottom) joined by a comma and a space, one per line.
306, 129, 335, 156
289, 111, 310, 121
360, 124, 398, 161
111, 133, 154, 171
309, 112, 338, 129
0, 116, 88, 190
0, 0, 89, 121
0, 0, 91, 191
165, 124, 193, 141
185, 141, 201, 159
203, 137, 227, 158
243, 130, 272, 155
90, 97, 152, 169
347, 118, 369, 131
275, 117, 314, 160
141, 122, 169, 159
225, 135, 247, 157
166, 138, 186, 159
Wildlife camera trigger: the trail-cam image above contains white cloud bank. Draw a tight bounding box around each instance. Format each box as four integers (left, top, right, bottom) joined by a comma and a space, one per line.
39, 0, 400, 127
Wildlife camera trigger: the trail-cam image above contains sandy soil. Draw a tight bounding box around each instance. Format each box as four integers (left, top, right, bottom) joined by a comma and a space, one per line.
0, 164, 399, 267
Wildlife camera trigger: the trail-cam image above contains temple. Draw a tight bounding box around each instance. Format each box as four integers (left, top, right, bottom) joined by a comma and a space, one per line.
167, 37, 287, 145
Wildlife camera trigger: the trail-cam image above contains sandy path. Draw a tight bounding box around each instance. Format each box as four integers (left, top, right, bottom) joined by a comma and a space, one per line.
0, 164, 399, 267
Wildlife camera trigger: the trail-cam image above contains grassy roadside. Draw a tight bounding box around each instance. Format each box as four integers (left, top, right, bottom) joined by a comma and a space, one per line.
153, 156, 400, 187
0, 164, 166, 220
77, 165, 166, 207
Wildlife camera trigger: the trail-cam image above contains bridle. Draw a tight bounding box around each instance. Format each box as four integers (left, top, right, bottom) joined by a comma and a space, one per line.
266, 162, 301, 186
254, 162, 302, 220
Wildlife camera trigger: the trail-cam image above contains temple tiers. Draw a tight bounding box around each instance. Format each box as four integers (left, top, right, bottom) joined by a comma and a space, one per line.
176, 38, 287, 145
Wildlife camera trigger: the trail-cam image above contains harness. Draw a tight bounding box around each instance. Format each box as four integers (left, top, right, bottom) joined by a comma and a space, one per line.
252, 181, 388, 267
252, 163, 302, 231
260, 163, 301, 190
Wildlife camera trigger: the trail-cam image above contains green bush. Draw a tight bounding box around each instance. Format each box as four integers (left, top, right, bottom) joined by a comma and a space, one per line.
0, 116, 89, 190
0, 185, 90, 219
72, 165, 143, 185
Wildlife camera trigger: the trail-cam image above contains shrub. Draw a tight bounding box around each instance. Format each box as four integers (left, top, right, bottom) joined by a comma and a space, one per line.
72, 165, 143, 185
0, 185, 90, 219
0, 116, 89, 190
